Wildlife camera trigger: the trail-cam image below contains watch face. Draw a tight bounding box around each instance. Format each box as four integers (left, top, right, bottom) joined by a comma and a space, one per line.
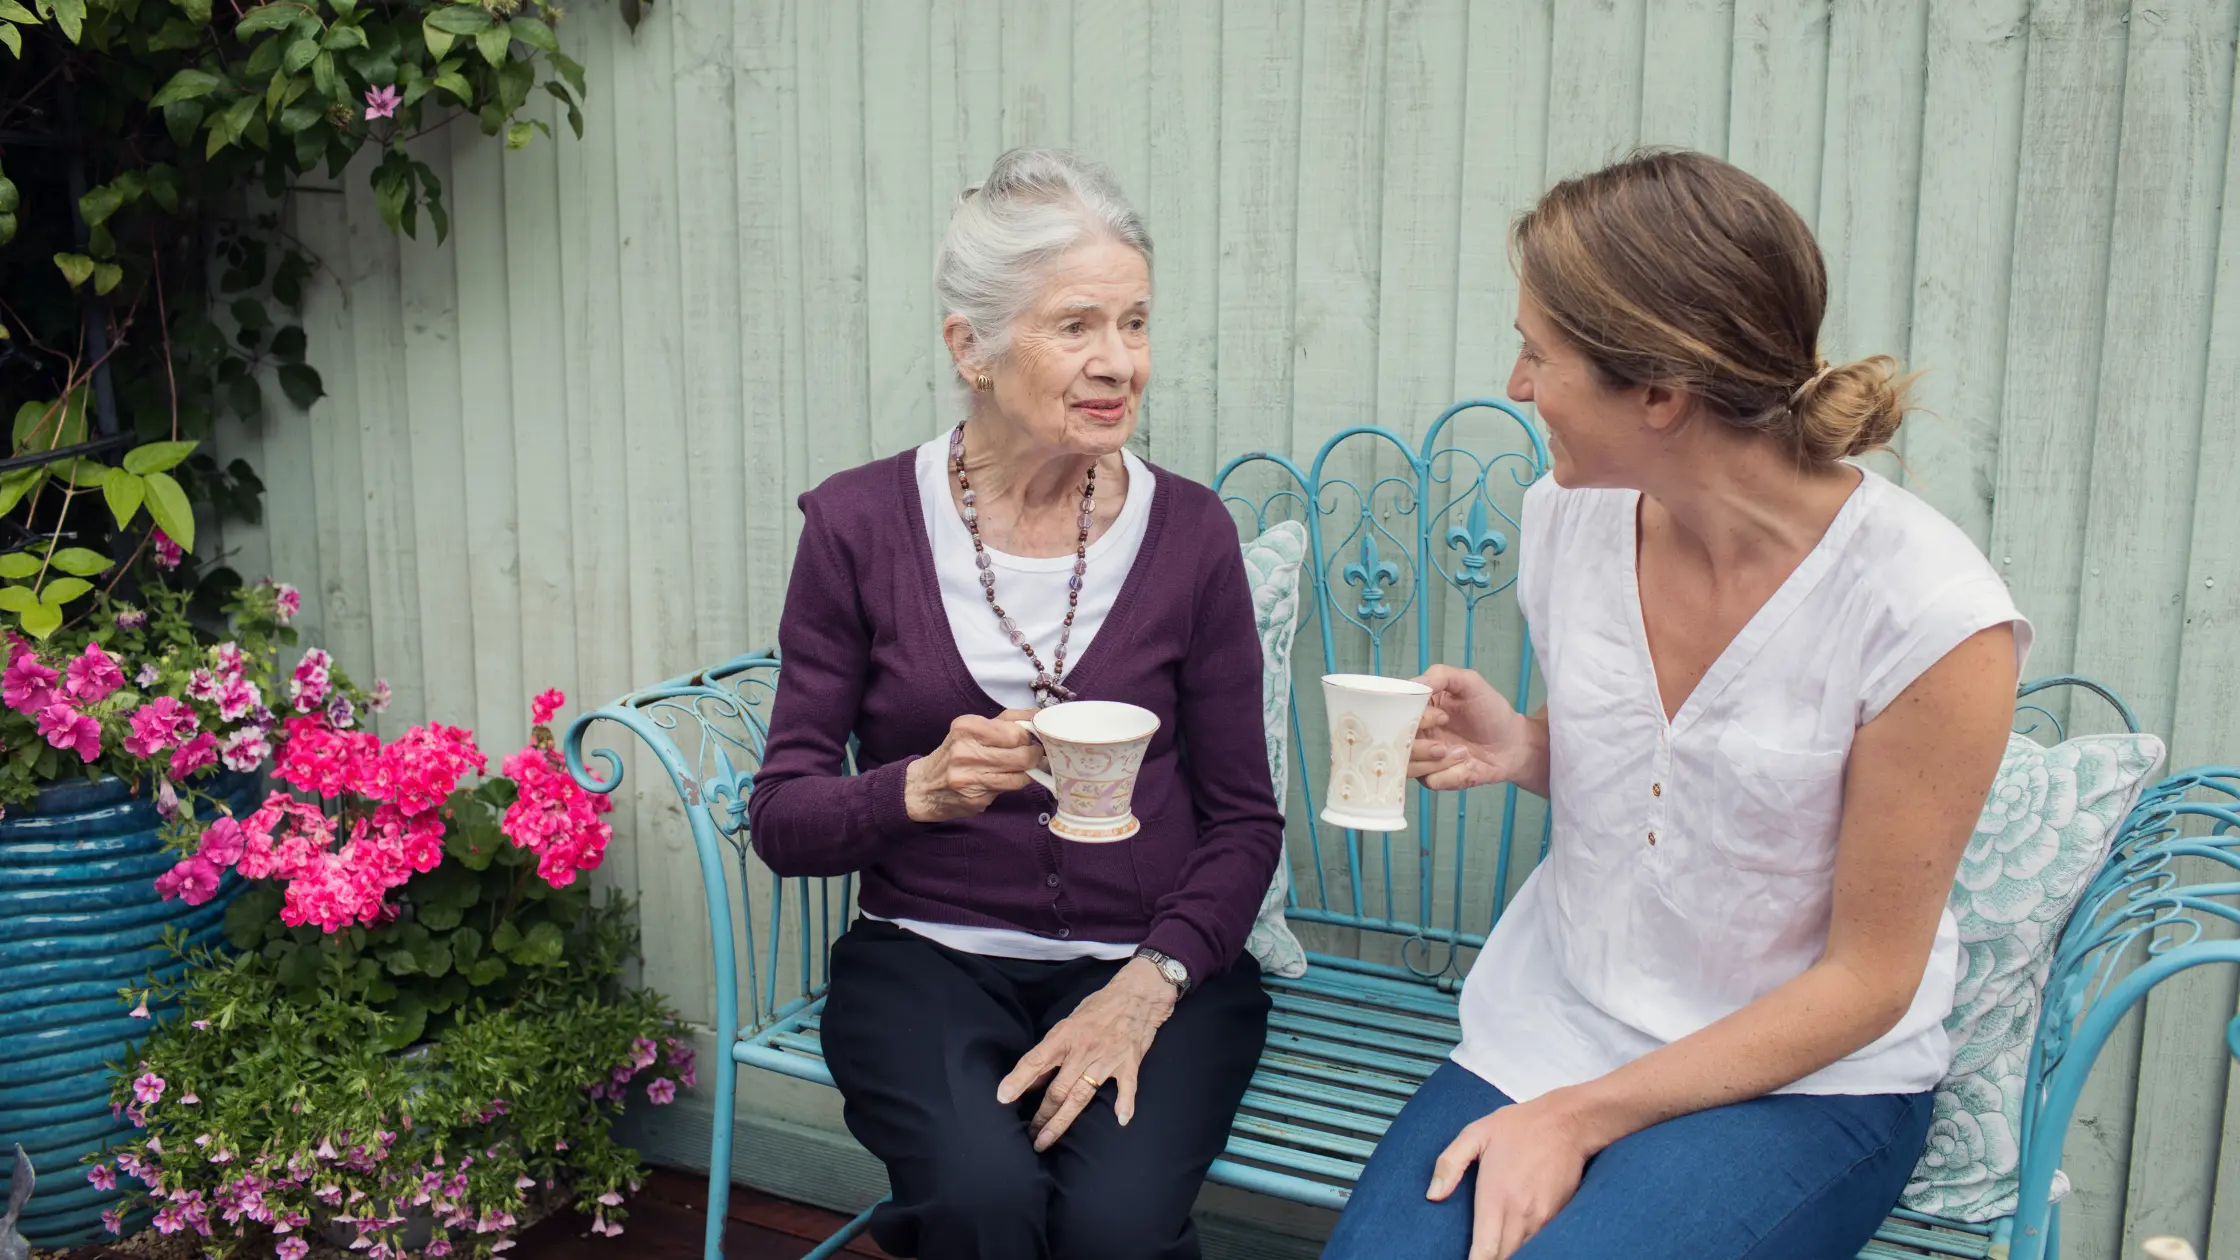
1159, 958, 1187, 985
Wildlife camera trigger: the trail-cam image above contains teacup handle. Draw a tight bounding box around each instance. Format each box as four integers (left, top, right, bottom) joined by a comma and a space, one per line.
1013, 719, 1056, 794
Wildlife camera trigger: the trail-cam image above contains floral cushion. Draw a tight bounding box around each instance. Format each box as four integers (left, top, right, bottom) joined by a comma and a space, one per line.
1240, 521, 1310, 978
1901, 729, 2165, 1221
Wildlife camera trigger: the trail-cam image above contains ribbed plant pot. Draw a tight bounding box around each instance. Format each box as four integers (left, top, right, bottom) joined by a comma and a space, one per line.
0, 771, 259, 1246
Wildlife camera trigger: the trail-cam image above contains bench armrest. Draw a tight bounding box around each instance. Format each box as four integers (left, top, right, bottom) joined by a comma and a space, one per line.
2010, 766, 2240, 1259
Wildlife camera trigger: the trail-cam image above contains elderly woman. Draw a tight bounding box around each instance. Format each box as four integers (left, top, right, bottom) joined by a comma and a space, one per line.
1322, 150, 2029, 1260
746, 148, 1283, 1260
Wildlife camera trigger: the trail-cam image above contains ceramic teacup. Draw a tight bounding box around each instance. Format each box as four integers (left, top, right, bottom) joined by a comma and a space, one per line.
1319, 674, 1433, 833
1013, 701, 1160, 843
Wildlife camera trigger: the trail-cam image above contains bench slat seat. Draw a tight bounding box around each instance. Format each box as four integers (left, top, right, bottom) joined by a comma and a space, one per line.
569, 406, 2240, 1260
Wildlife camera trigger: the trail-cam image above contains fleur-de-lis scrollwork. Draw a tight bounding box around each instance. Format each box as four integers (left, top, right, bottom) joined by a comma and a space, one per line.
1342, 530, 1401, 622
1443, 498, 1509, 588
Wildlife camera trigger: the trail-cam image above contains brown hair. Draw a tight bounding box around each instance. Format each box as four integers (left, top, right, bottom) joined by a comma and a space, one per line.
1511, 148, 1915, 465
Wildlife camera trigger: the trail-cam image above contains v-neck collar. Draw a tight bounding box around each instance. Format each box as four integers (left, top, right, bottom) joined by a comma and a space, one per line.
895, 448, 1172, 716
1620, 469, 1873, 734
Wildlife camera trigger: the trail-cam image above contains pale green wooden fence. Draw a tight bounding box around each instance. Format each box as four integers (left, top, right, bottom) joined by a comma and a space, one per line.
205, 1, 2240, 1254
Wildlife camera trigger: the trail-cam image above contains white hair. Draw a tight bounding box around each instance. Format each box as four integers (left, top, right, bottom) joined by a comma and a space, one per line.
934, 147, 1152, 367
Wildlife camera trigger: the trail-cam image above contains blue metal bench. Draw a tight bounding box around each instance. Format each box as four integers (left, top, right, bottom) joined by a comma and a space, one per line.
566, 403, 2240, 1260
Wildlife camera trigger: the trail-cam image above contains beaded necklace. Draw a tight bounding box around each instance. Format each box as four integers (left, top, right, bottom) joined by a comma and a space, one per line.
947, 422, 1095, 709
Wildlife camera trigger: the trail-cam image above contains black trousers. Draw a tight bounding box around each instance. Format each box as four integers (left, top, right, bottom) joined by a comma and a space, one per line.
820, 919, 1271, 1260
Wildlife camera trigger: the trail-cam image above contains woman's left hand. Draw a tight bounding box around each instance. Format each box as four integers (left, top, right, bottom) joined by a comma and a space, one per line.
1427, 1095, 1594, 1260
996, 958, 1178, 1151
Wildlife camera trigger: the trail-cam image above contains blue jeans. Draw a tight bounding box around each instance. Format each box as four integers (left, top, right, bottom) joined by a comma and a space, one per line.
1322, 1061, 1933, 1260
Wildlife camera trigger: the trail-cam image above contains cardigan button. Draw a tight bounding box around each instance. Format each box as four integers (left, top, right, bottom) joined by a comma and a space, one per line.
1059, 928, 1072, 939
1046, 874, 1060, 887
1038, 813, 1052, 826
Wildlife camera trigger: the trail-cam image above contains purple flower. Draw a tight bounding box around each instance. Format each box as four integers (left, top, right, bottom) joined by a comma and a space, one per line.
646, 1077, 677, 1105
364, 84, 401, 121
133, 1071, 166, 1105
327, 693, 357, 729
102, 1207, 124, 1235
153, 528, 183, 570
277, 1237, 309, 1260
135, 661, 160, 686
118, 605, 150, 632
88, 1162, 116, 1190
369, 679, 391, 713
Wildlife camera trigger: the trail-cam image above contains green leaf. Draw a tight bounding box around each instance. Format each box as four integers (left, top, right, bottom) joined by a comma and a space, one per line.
46, 0, 80, 40
41, 577, 92, 606
233, 3, 296, 37
0, 0, 36, 23
281, 34, 317, 73
146, 164, 181, 213
53, 252, 94, 288
276, 940, 321, 989
425, 3, 492, 33
489, 919, 522, 955
19, 601, 60, 639
78, 183, 124, 228
149, 67, 220, 107
450, 924, 483, 962
227, 374, 262, 420
278, 103, 323, 133
381, 946, 421, 975
0, 554, 39, 579
374, 995, 428, 1052
174, 0, 210, 24
509, 14, 554, 51
92, 262, 122, 295
101, 466, 143, 527
164, 100, 204, 147
224, 886, 284, 949
507, 919, 565, 966
124, 439, 196, 475
0, 467, 46, 517
0, 23, 18, 57
413, 936, 452, 977
505, 121, 533, 150
473, 21, 508, 65
551, 50, 585, 96
312, 50, 339, 102
327, 0, 352, 16
421, 17, 453, 58
432, 71, 472, 105
143, 471, 194, 552
467, 956, 507, 985
48, 547, 112, 577
278, 363, 323, 408
15, 391, 86, 451
0, 585, 38, 612
417, 901, 463, 931
270, 325, 307, 360
321, 21, 363, 49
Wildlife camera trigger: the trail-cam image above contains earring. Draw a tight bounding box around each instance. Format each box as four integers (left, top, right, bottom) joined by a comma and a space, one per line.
975, 374, 993, 391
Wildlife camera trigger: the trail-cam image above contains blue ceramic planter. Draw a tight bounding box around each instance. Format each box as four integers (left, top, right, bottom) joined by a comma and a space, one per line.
0, 771, 259, 1247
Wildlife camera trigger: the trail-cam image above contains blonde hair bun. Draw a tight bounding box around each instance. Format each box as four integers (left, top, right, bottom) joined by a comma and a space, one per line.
1793, 354, 1919, 463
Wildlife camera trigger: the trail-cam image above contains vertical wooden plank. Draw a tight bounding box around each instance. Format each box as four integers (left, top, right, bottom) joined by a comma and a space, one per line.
1816, 0, 1927, 486
737, 0, 800, 655
1727, 0, 1830, 226
554, 9, 638, 902
612, 0, 707, 1024
293, 188, 377, 682
1214, 0, 1302, 458
447, 129, 527, 750
1982, 5, 2133, 1240
670, 0, 751, 670
930, 0, 1004, 236
1639, 0, 1734, 155
1545, 0, 1645, 181
796, 0, 874, 488
1288, 0, 1385, 460
2093, 3, 2240, 1254
2196, 70, 2240, 1260
501, 95, 582, 727
1070, 0, 1150, 202
999, 0, 1070, 148
1374, 0, 1467, 449
864, 0, 938, 457
342, 164, 427, 734
395, 127, 478, 730
1901, 0, 2029, 548
1143, 0, 1223, 481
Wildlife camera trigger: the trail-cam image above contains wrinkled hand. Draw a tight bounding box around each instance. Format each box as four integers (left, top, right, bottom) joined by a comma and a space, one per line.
1427, 1097, 1591, 1260
1409, 665, 1532, 790
904, 710, 1043, 823
996, 958, 1176, 1151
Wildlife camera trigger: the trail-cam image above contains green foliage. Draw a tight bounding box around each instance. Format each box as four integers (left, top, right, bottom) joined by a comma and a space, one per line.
108, 900, 688, 1257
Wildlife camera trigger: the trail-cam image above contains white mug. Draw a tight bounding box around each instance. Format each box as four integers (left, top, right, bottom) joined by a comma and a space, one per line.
1012, 701, 1160, 843
1319, 674, 1433, 833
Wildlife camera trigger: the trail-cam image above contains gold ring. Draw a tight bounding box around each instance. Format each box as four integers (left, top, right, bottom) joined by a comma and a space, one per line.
1079, 1072, 1100, 1085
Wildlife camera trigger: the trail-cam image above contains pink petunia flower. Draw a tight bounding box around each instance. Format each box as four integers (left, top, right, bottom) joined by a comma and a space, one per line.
4, 652, 58, 714
153, 528, 183, 569
198, 816, 247, 867
127, 695, 199, 757
646, 1078, 677, 1105
273, 583, 301, 625
368, 680, 391, 713
219, 675, 261, 722
213, 641, 245, 680
66, 641, 125, 703
153, 854, 222, 905
171, 731, 219, 777
38, 701, 102, 762
135, 661, 159, 686
117, 605, 149, 632
187, 668, 222, 703
88, 1163, 116, 1190
130, 994, 150, 1018
221, 728, 272, 772
102, 1207, 124, 1235
277, 1236, 309, 1260
133, 1071, 166, 1105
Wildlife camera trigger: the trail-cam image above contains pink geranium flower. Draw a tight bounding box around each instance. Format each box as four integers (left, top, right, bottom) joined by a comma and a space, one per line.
530, 688, 565, 725
38, 701, 102, 762
66, 641, 125, 703
4, 652, 58, 714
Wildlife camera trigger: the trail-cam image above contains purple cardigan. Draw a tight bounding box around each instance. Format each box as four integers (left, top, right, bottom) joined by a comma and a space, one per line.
746, 450, 1284, 983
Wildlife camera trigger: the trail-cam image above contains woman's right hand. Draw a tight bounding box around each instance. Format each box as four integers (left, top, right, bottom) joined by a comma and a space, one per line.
1410, 665, 1537, 791
903, 710, 1044, 823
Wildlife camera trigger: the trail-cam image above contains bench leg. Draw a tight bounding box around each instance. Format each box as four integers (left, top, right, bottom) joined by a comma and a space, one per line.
702, 1042, 740, 1260
799, 1200, 884, 1260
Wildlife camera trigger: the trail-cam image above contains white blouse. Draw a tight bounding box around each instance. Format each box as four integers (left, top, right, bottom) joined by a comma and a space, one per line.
1452, 468, 2032, 1100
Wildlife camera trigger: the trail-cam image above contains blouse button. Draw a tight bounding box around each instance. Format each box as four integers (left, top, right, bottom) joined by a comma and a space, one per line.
1647, 830, 1658, 847
1652, 783, 1662, 797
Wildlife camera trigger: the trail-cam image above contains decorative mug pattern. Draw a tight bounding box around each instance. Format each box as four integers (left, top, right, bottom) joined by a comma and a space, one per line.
1017, 701, 1160, 843
1319, 674, 1433, 833
1328, 715, 1412, 815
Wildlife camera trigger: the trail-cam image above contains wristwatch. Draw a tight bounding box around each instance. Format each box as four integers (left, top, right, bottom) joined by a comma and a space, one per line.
1134, 947, 1191, 997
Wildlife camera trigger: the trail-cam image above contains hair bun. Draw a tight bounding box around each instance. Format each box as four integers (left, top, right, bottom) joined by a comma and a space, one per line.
1794, 354, 1916, 462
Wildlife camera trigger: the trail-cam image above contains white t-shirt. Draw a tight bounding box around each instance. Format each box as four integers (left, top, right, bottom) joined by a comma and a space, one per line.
863, 434, 1156, 961
1452, 467, 2033, 1100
